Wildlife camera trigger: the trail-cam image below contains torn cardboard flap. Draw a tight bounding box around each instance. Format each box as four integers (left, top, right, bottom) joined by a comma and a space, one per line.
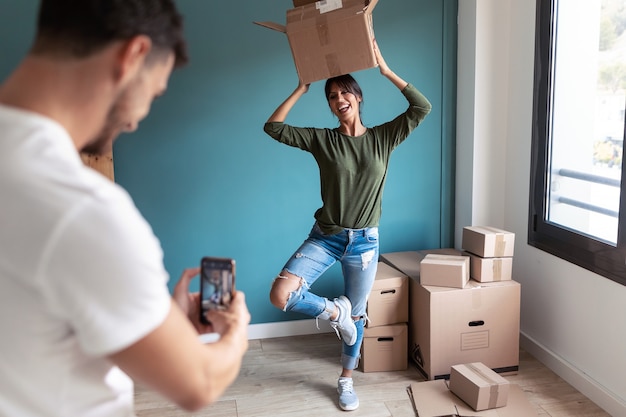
254, 21, 286, 33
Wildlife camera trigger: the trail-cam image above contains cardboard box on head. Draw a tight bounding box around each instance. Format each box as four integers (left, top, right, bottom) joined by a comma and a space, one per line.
255, 0, 380, 84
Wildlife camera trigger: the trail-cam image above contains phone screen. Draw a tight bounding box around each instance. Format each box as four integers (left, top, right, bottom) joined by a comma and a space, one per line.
200, 257, 235, 324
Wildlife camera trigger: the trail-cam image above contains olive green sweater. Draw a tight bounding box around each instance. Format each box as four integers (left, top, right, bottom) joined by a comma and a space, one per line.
264, 83, 432, 235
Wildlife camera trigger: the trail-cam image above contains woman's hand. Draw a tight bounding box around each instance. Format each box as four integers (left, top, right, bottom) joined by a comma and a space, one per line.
373, 39, 408, 90
296, 81, 310, 95
373, 39, 391, 77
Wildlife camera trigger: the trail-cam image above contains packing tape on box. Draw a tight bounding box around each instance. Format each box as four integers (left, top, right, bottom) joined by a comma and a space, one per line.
494, 234, 506, 257
325, 53, 341, 78
466, 363, 502, 409
471, 285, 482, 309
492, 259, 502, 281
316, 15, 330, 45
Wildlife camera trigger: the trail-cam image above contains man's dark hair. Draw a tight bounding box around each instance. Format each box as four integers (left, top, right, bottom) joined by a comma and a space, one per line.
32, 0, 188, 67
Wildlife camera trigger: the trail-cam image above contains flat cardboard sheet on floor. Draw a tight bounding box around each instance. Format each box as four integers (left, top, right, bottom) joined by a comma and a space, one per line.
408, 380, 537, 417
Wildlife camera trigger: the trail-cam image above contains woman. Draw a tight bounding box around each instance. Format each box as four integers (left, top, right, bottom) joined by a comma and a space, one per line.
263, 42, 431, 411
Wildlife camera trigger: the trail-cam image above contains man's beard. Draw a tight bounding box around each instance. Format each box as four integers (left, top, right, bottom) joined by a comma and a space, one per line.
81, 88, 129, 155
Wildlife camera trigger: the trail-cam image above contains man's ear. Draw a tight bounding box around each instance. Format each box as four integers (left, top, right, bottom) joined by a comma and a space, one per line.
114, 35, 152, 85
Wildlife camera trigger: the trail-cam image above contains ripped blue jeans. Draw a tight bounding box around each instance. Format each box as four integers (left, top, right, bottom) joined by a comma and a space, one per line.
279, 222, 379, 370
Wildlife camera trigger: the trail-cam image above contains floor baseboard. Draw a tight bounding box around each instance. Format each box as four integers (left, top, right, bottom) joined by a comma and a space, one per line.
247, 319, 333, 340
520, 331, 625, 417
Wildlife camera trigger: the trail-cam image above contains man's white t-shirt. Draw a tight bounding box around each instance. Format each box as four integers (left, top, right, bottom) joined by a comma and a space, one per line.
0, 105, 172, 416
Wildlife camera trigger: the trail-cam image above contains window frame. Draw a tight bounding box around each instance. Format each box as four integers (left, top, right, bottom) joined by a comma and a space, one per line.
528, 0, 626, 286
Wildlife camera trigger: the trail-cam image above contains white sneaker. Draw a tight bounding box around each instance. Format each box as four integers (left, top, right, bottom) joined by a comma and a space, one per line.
330, 296, 357, 346
337, 377, 359, 411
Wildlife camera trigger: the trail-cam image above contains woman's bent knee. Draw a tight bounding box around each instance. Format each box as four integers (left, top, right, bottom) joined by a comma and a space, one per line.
269, 273, 302, 310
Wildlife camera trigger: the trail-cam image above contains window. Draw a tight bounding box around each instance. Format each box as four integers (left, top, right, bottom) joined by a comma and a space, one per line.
529, 0, 626, 285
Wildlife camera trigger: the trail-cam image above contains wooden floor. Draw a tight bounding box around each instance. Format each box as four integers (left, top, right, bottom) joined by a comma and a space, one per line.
134, 333, 611, 416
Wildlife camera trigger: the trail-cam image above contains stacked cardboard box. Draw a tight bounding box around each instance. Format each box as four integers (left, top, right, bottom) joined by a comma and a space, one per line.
380, 243, 520, 380
463, 226, 515, 282
420, 253, 470, 288
359, 262, 409, 372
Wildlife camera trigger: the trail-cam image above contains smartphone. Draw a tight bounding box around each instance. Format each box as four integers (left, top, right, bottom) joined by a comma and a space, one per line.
199, 256, 236, 325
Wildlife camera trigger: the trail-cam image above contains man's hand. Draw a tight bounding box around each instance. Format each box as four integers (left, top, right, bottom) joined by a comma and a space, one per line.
172, 268, 251, 338
172, 267, 213, 334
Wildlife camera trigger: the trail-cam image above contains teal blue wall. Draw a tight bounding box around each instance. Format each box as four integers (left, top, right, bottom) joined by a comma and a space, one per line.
0, 1, 457, 325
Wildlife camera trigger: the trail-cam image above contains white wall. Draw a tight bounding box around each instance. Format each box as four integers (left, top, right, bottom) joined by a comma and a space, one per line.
457, 1, 626, 415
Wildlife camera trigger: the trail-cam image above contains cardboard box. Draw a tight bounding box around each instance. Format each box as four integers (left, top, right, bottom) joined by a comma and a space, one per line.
420, 254, 470, 288
411, 279, 520, 380
360, 323, 407, 372
366, 262, 408, 327
408, 380, 538, 417
466, 252, 513, 282
462, 226, 515, 258
380, 248, 463, 282
254, 0, 379, 84
450, 362, 510, 411
380, 250, 520, 380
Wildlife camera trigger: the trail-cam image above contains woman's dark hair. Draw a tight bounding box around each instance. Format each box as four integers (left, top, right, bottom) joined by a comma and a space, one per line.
324, 74, 363, 102
32, 0, 188, 67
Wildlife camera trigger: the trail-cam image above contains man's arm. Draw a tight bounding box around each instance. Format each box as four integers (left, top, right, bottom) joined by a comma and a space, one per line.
108, 276, 250, 411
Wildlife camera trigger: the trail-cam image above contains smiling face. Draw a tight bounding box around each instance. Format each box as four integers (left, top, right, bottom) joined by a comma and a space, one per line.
327, 83, 362, 120
324, 74, 364, 122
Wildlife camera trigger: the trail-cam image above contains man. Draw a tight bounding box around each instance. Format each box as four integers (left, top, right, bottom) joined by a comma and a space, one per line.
0, 1, 250, 416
